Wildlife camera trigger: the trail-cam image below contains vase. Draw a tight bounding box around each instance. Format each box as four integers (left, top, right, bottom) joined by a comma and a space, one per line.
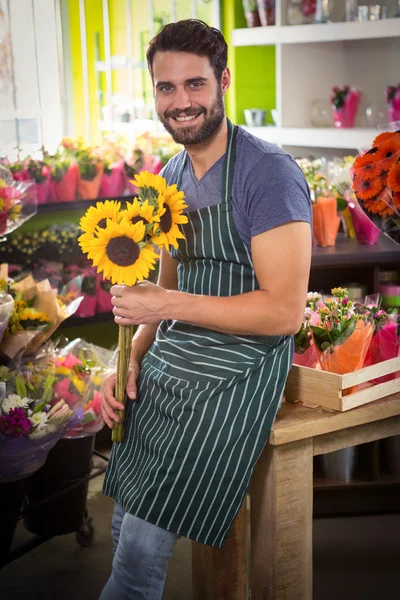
320, 447, 357, 482
332, 89, 361, 128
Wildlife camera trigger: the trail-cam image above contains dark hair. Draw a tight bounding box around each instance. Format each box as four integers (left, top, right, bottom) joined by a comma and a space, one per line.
147, 20, 228, 83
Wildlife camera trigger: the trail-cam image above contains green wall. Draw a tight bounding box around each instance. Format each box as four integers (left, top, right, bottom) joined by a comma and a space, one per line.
222, 0, 276, 125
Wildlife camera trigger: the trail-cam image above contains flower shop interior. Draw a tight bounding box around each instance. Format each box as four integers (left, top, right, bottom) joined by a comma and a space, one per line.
1, 0, 400, 598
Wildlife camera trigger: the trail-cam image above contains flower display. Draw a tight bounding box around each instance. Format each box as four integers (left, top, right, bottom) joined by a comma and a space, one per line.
386, 84, 400, 123
78, 171, 188, 442
309, 287, 374, 392
351, 129, 400, 245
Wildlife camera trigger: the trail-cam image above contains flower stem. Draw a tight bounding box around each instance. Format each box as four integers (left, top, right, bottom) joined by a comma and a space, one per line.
112, 323, 135, 443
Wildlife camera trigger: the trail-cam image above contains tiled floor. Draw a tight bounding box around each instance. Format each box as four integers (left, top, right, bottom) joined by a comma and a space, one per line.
1, 472, 400, 599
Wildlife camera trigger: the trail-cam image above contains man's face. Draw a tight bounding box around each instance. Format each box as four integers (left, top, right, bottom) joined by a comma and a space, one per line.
152, 51, 229, 146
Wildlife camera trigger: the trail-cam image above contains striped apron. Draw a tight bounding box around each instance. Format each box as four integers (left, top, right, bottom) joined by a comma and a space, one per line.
103, 121, 294, 548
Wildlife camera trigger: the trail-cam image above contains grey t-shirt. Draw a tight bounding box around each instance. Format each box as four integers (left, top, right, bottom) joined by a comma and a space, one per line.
161, 126, 312, 249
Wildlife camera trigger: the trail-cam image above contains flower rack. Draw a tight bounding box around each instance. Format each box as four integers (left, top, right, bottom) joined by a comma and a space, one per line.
284, 357, 400, 412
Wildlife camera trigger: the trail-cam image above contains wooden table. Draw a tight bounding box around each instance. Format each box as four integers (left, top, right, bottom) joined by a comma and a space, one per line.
191, 393, 400, 600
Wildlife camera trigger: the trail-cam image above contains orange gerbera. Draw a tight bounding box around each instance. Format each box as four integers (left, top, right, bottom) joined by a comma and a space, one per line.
388, 161, 400, 193
362, 192, 394, 217
353, 148, 379, 171
372, 131, 397, 147
374, 134, 400, 171
354, 161, 385, 182
353, 175, 384, 200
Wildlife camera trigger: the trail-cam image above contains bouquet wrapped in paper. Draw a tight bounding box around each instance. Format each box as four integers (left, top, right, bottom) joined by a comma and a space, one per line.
310, 287, 375, 393
47, 153, 79, 203
359, 295, 399, 383
0, 268, 82, 361
23, 159, 51, 205
293, 292, 321, 368
350, 128, 400, 245
0, 367, 79, 481
0, 293, 14, 343
0, 165, 37, 236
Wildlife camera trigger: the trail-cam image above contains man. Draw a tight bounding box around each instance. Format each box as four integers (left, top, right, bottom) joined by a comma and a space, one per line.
100, 19, 312, 600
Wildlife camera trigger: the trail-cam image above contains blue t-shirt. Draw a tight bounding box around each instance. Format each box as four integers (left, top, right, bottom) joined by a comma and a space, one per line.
162, 126, 312, 249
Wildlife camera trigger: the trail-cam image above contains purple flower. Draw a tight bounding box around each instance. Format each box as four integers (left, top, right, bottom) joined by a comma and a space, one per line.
0, 407, 33, 437
342, 298, 348, 306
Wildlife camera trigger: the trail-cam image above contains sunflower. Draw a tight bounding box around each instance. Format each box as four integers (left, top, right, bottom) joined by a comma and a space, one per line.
81, 219, 158, 286
19, 307, 51, 325
388, 161, 400, 193
151, 184, 188, 250
133, 171, 167, 197
79, 200, 121, 242
120, 198, 164, 230
352, 175, 385, 201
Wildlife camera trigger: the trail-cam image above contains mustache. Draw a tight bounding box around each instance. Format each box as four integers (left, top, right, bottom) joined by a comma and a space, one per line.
164, 108, 206, 119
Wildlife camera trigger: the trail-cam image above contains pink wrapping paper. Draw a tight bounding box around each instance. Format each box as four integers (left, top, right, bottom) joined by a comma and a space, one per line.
293, 344, 319, 368
35, 177, 51, 205
75, 292, 97, 318
96, 278, 113, 314
332, 89, 361, 128
364, 320, 399, 383
99, 162, 125, 198
51, 163, 79, 203
346, 195, 381, 245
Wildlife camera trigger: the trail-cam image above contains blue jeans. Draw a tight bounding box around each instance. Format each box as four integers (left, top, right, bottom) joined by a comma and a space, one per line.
99, 502, 180, 600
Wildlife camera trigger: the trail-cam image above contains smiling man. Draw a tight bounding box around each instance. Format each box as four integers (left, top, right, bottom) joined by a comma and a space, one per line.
100, 20, 312, 600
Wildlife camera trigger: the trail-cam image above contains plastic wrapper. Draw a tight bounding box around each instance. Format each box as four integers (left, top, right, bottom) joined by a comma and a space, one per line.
48, 338, 117, 439
312, 195, 341, 247
74, 268, 98, 318
99, 161, 125, 198
0, 165, 37, 237
349, 127, 400, 246
0, 271, 83, 361
293, 344, 319, 368
0, 293, 14, 343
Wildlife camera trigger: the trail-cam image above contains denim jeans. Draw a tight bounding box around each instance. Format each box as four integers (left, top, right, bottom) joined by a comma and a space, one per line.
99, 502, 180, 600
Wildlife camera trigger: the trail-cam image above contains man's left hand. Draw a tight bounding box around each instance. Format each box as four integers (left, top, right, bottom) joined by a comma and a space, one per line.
111, 282, 169, 325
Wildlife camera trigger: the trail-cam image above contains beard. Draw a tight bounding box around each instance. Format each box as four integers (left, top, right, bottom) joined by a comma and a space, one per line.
158, 88, 225, 146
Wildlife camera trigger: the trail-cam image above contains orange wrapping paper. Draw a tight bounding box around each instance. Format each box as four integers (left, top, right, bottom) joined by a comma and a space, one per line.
312, 196, 341, 247
314, 320, 374, 394
77, 163, 104, 200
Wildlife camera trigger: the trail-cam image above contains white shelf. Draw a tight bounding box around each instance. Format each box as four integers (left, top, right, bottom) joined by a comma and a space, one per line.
242, 127, 383, 149
232, 18, 400, 46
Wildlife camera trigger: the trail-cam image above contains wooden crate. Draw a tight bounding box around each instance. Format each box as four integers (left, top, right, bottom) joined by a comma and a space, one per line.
284, 357, 400, 412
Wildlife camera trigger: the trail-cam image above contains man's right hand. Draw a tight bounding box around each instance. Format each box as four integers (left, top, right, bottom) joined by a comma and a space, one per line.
101, 361, 141, 429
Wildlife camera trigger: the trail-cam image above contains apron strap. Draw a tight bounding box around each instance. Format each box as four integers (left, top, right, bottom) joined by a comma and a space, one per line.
176, 118, 238, 203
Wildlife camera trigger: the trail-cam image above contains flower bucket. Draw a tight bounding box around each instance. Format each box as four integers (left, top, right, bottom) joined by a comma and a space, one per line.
0, 477, 27, 563
24, 435, 95, 537
51, 162, 79, 203
98, 161, 125, 199
77, 163, 104, 200
312, 196, 341, 247
96, 276, 113, 313
35, 177, 51, 205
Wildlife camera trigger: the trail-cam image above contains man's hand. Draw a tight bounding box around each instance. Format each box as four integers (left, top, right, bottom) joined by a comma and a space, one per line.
111, 282, 169, 326
101, 361, 140, 429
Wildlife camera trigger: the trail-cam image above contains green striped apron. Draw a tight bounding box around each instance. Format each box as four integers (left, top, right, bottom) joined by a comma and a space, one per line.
103, 121, 293, 548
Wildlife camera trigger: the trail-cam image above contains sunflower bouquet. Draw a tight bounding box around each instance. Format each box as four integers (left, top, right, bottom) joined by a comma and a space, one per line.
78, 170, 188, 442
351, 129, 400, 245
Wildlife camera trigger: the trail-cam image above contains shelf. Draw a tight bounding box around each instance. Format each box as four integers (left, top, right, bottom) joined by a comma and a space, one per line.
60, 311, 114, 329
242, 126, 383, 150
232, 18, 400, 47
311, 234, 400, 268
37, 196, 134, 214
314, 474, 400, 491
